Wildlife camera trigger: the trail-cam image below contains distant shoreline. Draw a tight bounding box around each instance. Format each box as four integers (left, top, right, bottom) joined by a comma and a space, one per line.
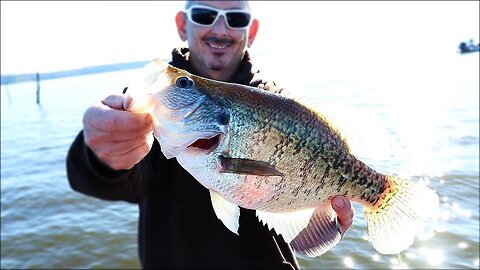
0, 61, 150, 85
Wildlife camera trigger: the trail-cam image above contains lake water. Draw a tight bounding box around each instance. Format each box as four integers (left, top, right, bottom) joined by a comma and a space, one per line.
1, 52, 479, 269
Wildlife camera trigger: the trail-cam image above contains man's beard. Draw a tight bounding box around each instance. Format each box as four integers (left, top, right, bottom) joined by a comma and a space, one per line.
208, 64, 224, 71
205, 56, 228, 71
204, 36, 234, 71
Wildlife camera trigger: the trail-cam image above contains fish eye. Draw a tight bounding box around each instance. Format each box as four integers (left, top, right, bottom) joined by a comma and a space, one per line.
176, 76, 194, 89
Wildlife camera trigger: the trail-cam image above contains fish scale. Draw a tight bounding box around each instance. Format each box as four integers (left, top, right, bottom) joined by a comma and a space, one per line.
125, 59, 439, 257
224, 94, 384, 210
197, 76, 384, 209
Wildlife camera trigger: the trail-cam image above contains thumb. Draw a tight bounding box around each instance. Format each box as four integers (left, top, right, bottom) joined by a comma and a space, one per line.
331, 195, 354, 235
101, 94, 131, 111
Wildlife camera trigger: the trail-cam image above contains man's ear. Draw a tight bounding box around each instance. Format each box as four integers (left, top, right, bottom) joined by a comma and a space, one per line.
175, 11, 187, 41
247, 18, 259, 47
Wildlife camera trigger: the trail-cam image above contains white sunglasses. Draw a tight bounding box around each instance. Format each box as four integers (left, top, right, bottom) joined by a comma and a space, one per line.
185, 5, 252, 29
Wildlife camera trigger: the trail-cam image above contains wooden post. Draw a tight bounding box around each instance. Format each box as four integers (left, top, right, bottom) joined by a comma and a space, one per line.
36, 71, 40, 104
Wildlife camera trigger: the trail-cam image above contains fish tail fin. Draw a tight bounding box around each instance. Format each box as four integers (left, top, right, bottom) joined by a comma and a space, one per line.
364, 175, 439, 254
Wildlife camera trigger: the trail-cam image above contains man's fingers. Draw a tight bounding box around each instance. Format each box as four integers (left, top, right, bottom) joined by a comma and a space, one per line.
82, 93, 155, 170
101, 94, 130, 110
99, 133, 155, 170
96, 110, 152, 132
98, 131, 154, 156
90, 124, 154, 144
331, 195, 355, 235
84, 105, 152, 132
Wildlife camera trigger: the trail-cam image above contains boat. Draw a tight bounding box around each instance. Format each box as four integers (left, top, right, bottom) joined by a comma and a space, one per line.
458, 39, 480, 54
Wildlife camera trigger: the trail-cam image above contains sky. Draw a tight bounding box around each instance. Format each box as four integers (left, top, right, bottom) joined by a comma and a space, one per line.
1, 1, 479, 76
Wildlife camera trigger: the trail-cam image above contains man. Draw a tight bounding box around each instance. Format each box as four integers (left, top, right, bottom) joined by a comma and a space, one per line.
66, 1, 354, 269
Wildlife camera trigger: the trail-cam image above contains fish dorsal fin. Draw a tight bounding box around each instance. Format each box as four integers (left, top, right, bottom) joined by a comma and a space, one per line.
256, 208, 315, 242
209, 190, 240, 235
219, 156, 284, 176
290, 202, 342, 257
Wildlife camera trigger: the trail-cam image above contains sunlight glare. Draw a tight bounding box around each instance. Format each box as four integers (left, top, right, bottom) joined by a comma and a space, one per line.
391, 262, 409, 270
417, 230, 435, 241
343, 257, 354, 269
405, 252, 416, 259
451, 202, 472, 218
419, 248, 445, 266
389, 257, 410, 269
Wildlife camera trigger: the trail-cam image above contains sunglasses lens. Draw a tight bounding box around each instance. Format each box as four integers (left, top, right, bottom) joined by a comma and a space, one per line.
226, 12, 251, 28
189, 7, 251, 29
191, 7, 218, 25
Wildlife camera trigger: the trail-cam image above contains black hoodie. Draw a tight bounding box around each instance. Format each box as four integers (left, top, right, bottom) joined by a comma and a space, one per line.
66, 48, 299, 269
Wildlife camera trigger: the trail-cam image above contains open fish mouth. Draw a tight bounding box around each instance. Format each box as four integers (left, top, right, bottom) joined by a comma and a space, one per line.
156, 130, 224, 159
187, 134, 223, 152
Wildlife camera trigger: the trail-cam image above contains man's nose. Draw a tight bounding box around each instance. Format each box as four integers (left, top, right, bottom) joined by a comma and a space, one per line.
211, 15, 228, 34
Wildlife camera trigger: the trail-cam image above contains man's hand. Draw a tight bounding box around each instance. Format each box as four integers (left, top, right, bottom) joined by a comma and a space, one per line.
83, 94, 154, 170
331, 195, 355, 236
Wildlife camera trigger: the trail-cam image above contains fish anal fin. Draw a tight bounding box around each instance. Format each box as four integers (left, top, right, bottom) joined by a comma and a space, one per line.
256, 208, 315, 243
209, 190, 240, 235
290, 202, 342, 257
219, 156, 284, 176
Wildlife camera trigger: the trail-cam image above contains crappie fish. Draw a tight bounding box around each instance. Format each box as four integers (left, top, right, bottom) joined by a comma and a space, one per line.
124, 59, 439, 257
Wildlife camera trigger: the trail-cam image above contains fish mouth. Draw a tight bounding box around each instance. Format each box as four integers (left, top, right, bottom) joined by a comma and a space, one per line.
187, 134, 222, 152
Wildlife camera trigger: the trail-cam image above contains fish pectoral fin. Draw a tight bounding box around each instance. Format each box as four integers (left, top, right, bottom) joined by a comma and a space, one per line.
290, 202, 342, 257
256, 208, 315, 243
219, 156, 284, 176
209, 190, 240, 235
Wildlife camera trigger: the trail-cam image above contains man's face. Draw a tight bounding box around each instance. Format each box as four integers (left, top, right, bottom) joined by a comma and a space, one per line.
177, 1, 257, 80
